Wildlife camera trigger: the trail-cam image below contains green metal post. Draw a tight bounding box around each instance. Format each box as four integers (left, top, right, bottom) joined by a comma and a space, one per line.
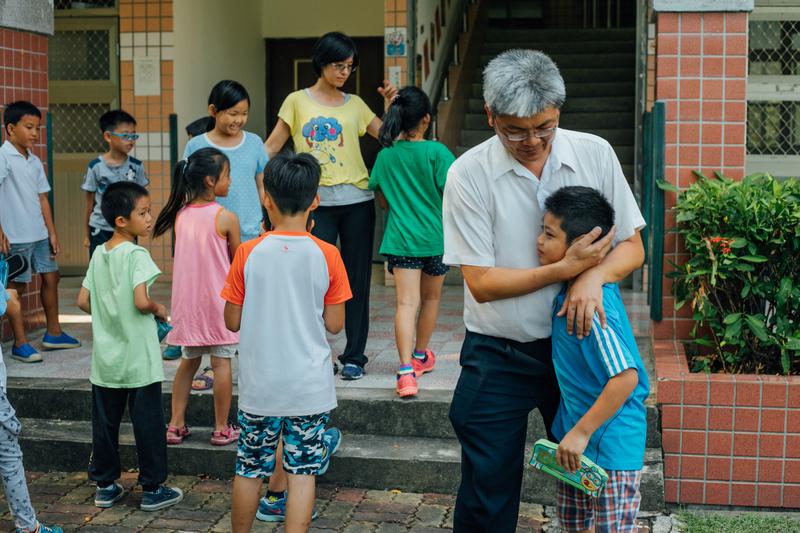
649, 101, 665, 322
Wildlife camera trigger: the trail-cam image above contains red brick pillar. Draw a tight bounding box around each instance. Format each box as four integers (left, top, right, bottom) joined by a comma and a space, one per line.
652, 6, 749, 340
0, 27, 50, 341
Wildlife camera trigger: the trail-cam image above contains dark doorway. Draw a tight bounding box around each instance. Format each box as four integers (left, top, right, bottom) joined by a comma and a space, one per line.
264, 37, 384, 170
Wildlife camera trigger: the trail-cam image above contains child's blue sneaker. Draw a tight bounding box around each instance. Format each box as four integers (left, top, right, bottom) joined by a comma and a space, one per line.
340, 363, 364, 380
94, 482, 125, 508
162, 344, 182, 360
41, 332, 81, 350
319, 427, 342, 475
140, 485, 183, 511
255, 492, 318, 522
10, 343, 42, 363
16, 523, 63, 533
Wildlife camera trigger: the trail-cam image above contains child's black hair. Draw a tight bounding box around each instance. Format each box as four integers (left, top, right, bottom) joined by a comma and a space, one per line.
153, 147, 229, 238
311, 32, 359, 76
3, 101, 41, 134
263, 152, 321, 215
544, 186, 615, 244
101, 181, 149, 228
185, 116, 213, 138
99, 109, 137, 133
207, 80, 250, 131
378, 86, 432, 147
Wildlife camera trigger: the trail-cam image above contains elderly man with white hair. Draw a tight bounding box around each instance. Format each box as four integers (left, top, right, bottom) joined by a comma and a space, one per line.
443, 49, 645, 531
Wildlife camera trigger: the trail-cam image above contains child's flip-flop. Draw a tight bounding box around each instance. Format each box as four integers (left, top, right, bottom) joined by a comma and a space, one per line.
166, 425, 191, 445
191, 367, 214, 391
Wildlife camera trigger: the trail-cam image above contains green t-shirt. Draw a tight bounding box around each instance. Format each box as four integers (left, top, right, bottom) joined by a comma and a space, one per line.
82, 241, 164, 388
368, 140, 455, 257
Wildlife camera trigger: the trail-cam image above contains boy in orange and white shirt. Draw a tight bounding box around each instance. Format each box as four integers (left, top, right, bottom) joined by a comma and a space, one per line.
222, 152, 351, 532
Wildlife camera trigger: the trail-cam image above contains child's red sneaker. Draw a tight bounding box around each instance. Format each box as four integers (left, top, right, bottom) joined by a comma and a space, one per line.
412, 349, 436, 376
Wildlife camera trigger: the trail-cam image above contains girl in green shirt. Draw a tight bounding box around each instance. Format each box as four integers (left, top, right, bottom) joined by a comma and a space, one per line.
369, 86, 455, 398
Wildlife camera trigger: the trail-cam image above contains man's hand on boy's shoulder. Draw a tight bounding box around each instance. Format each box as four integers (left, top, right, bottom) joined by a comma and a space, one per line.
556, 427, 591, 474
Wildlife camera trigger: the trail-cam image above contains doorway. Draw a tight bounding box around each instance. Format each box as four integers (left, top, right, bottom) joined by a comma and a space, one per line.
264, 37, 385, 259
48, 14, 120, 274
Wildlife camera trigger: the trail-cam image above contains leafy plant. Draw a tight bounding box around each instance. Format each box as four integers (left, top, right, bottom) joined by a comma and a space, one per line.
667, 172, 800, 375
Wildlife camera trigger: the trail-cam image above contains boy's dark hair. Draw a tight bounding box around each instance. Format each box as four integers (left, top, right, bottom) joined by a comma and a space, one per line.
544, 186, 615, 244
3, 101, 41, 134
311, 32, 359, 76
185, 116, 213, 138
263, 152, 321, 215
101, 181, 149, 228
379, 86, 432, 147
99, 109, 137, 133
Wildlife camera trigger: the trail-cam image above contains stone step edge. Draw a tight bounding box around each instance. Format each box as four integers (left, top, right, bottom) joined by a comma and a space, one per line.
18, 418, 664, 510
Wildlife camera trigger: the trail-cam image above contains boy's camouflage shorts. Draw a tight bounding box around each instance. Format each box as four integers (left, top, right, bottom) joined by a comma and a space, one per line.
235, 410, 330, 477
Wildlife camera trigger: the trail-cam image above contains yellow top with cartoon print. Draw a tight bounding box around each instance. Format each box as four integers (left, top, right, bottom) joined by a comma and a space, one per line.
278, 89, 377, 189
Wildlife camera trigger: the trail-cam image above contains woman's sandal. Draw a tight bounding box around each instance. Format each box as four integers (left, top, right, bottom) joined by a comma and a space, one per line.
166, 425, 191, 445
191, 367, 214, 391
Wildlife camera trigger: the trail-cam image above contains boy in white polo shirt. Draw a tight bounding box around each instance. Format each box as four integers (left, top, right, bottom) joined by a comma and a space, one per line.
223, 152, 351, 532
0, 101, 80, 363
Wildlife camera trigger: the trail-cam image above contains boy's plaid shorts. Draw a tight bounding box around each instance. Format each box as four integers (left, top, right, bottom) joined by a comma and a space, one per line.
556, 469, 643, 532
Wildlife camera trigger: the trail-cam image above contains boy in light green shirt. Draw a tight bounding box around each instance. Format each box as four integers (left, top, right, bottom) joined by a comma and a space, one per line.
77, 181, 183, 512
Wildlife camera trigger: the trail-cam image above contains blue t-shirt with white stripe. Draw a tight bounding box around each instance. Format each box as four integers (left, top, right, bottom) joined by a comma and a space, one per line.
550, 283, 650, 471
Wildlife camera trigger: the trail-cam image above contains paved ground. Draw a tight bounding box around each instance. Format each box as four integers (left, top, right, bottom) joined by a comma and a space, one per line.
2, 471, 553, 532
2, 269, 653, 392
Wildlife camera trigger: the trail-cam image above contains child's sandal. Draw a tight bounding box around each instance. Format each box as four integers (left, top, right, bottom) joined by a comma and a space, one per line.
210, 424, 240, 446
191, 367, 214, 391
166, 425, 191, 445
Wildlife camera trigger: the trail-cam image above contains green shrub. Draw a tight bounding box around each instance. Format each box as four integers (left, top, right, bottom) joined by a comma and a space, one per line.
667, 172, 800, 375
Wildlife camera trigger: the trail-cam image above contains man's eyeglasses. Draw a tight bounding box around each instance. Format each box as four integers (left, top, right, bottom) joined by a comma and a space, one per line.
107, 131, 140, 141
330, 62, 357, 74
495, 122, 558, 143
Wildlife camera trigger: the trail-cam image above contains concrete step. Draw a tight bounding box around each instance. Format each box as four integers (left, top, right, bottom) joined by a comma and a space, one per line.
485, 28, 635, 43
470, 81, 635, 98
459, 128, 635, 150
480, 54, 634, 70
5, 379, 660, 447
16, 418, 664, 511
463, 111, 634, 131
479, 52, 634, 69
467, 96, 635, 114
482, 41, 635, 54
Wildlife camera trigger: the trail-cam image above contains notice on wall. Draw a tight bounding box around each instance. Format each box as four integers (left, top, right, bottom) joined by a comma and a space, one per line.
388, 66, 402, 89
385, 26, 407, 57
134, 55, 161, 96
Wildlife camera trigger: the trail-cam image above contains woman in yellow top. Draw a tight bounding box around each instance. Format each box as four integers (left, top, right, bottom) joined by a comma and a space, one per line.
264, 31, 395, 381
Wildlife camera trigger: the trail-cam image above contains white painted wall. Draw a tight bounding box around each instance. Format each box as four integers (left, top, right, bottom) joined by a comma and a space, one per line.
416, 0, 462, 94
173, 0, 267, 153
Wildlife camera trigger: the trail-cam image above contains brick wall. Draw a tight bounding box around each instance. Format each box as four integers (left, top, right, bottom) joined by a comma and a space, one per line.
118, 0, 174, 277
656, 341, 800, 508
653, 11, 748, 340
0, 27, 49, 341
384, 0, 409, 86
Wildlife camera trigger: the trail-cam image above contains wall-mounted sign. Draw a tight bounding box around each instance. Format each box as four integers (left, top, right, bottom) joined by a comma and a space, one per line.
385, 26, 407, 57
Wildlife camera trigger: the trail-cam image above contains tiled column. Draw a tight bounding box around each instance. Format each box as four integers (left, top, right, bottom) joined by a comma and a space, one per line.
653, 7, 749, 340
384, 0, 409, 87
0, 28, 50, 340
118, 0, 175, 277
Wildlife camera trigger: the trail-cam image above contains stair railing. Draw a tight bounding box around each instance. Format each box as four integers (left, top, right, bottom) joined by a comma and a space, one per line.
426, 0, 474, 141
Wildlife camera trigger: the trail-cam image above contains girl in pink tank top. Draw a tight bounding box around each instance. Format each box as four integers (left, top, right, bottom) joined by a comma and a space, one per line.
153, 147, 242, 446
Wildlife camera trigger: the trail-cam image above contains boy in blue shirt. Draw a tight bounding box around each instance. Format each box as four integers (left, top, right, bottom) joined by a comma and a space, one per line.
537, 186, 650, 533
82, 110, 148, 258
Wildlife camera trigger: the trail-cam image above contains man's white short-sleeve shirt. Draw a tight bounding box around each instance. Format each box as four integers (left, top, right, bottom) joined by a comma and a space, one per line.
442, 129, 645, 343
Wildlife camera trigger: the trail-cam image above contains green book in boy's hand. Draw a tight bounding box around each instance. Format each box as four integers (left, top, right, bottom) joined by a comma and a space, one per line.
529, 438, 609, 498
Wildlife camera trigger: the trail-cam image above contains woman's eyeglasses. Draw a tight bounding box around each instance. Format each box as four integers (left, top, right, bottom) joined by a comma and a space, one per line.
330, 62, 357, 74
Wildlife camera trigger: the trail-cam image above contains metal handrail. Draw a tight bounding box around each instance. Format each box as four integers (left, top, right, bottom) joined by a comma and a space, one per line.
428, 0, 471, 132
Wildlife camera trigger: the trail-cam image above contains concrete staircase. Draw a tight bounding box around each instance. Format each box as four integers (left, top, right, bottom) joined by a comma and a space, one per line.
7, 377, 664, 511
456, 27, 637, 183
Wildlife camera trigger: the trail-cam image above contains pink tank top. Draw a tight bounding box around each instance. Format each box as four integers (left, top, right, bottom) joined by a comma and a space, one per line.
168, 202, 239, 346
